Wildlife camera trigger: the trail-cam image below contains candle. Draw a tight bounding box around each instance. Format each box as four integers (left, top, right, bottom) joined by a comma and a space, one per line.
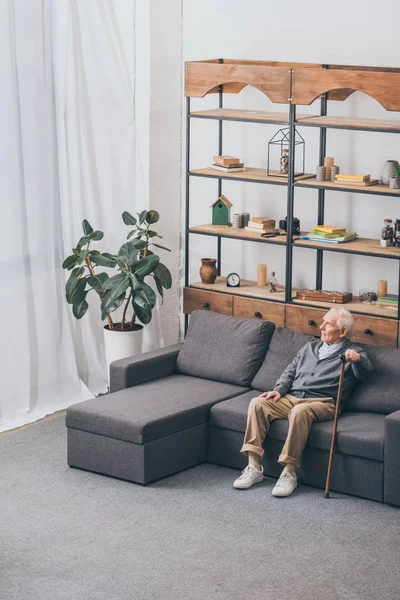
257, 264, 267, 286
377, 280, 388, 298
324, 157, 335, 181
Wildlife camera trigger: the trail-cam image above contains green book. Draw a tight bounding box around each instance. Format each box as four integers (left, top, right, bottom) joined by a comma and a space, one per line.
311, 229, 357, 239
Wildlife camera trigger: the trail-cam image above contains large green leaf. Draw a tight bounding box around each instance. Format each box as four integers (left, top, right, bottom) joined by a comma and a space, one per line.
146, 210, 159, 224
101, 277, 129, 316
82, 220, 93, 235
134, 283, 156, 309
103, 273, 128, 291
147, 231, 162, 238
87, 272, 109, 292
132, 299, 152, 325
153, 263, 172, 289
101, 291, 126, 320
89, 230, 104, 241
122, 211, 137, 226
139, 209, 147, 224
90, 253, 117, 268
118, 242, 139, 264
62, 254, 78, 270
129, 274, 143, 291
69, 277, 86, 305
78, 249, 90, 262
72, 294, 89, 319
66, 267, 85, 303
153, 274, 164, 301
133, 254, 159, 278
77, 236, 90, 248
152, 242, 171, 252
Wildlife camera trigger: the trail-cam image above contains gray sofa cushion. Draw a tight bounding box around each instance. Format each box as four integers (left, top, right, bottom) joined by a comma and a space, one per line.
209, 390, 384, 461
251, 327, 314, 392
66, 374, 248, 444
176, 310, 275, 386
346, 345, 400, 415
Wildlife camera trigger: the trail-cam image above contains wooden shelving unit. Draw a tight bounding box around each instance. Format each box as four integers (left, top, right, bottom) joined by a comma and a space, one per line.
184, 59, 400, 346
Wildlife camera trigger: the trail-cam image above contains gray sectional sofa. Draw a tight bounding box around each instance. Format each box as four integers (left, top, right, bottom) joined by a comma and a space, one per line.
66, 310, 400, 507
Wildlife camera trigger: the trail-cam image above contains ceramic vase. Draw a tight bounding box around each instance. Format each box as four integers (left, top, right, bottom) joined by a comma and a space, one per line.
380, 160, 399, 185
200, 258, 217, 284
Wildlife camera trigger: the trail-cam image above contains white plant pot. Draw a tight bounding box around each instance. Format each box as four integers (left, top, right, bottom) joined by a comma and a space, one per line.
103, 324, 144, 380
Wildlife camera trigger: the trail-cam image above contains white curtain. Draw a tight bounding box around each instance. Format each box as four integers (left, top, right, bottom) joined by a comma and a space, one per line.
0, 0, 162, 432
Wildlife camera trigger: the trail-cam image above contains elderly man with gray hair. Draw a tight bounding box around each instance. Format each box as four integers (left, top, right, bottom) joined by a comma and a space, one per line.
234, 307, 373, 497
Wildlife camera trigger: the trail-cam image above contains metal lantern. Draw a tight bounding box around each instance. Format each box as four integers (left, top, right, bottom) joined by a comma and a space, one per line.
267, 127, 305, 178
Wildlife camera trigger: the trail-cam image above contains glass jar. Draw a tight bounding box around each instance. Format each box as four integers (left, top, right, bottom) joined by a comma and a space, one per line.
394, 219, 400, 247
381, 219, 394, 247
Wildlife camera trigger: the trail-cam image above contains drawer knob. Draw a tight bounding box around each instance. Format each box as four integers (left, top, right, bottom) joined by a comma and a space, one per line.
202, 302, 210, 309
364, 328, 373, 336
254, 311, 262, 318
308, 320, 316, 327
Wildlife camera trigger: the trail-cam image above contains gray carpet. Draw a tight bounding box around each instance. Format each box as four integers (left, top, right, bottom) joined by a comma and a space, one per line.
1, 415, 399, 600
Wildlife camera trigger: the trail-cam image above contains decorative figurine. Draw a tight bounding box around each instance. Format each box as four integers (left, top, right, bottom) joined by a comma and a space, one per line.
381, 218, 394, 247
269, 271, 279, 293
280, 148, 289, 174
210, 195, 233, 226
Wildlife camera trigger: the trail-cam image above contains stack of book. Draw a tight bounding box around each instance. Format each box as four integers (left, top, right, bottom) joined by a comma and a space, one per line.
210, 155, 245, 173
300, 224, 358, 244
377, 294, 399, 311
334, 174, 378, 187
244, 217, 276, 232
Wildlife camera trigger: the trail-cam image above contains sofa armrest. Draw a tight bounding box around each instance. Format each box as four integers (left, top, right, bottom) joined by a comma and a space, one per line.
384, 409, 400, 507
109, 343, 184, 393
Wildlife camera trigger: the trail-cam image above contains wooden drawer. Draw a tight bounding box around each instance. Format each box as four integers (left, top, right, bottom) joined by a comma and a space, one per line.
285, 304, 398, 347
285, 305, 325, 336
233, 296, 285, 326
183, 287, 233, 316
351, 314, 398, 347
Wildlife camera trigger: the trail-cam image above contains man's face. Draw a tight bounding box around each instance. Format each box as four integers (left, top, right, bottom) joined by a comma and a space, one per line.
320, 311, 348, 345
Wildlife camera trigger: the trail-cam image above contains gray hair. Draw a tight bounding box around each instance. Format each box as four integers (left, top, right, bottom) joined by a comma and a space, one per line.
327, 307, 354, 335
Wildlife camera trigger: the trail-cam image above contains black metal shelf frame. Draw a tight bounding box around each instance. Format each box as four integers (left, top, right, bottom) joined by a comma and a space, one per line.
184, 72, 400, 326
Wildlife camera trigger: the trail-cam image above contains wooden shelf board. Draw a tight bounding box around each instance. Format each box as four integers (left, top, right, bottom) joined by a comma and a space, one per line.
297, 114, 400, 132
190, 167, 315, 184
190, 277, 288, 303
295, 176, 400, 196
190, 108, 317, 124
293, 297, 398, 319
294, 237, 400, 259
189, 224, 295, 244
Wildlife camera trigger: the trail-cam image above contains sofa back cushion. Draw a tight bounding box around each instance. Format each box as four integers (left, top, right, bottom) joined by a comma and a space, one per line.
251, 327, 315, 391
176, 310, 275, 386
346, 344, 400, 415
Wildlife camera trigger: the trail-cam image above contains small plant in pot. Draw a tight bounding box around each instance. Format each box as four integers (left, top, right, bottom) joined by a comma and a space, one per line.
62, 209, 172, 374
389, 166, 400, 189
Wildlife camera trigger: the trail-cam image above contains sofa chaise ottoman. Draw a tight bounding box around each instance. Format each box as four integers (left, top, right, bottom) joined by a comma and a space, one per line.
66, 313, 275, 484
66, 310, 400, 507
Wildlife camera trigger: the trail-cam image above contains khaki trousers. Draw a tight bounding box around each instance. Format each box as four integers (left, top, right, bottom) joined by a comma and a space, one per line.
241, 394, 335, 468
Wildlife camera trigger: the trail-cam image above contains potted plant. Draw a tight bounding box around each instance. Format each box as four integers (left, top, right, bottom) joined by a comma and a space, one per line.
62, 209, 172, 374
389, 166, 400, 189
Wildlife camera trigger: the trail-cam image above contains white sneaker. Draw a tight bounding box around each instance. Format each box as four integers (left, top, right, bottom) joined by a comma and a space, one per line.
233, 464, 264, 489
271, 470, 297, 497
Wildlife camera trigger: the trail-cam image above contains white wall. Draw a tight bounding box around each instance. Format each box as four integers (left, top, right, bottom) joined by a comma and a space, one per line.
181, 0, 400, 306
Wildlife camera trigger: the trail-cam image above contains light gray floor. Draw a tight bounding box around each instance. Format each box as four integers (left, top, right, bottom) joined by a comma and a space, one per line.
1, 414, 399, 600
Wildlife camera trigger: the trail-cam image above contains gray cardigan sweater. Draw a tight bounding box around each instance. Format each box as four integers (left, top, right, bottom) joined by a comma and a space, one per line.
273, 339, 373, 406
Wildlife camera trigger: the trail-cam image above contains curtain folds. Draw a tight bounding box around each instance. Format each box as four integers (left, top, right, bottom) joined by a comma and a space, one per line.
0, 0, 161, 432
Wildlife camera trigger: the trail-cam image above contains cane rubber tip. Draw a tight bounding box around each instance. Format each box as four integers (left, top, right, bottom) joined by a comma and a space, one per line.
324, 492, 329, 498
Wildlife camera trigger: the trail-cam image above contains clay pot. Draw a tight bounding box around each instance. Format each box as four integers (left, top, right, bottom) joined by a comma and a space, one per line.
200, 258, 217, 284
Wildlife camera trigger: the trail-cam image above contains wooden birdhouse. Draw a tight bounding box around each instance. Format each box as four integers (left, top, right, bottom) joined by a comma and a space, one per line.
210, 195, 233, 226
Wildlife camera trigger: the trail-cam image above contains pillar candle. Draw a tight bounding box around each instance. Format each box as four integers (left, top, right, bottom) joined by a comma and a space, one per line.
324, 157, 335, 181
377, 280, 388, 298
257, 264, 267, 286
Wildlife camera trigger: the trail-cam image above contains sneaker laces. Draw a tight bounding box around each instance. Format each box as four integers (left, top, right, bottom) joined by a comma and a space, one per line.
239, 465, 256, 479
276, 471, 294, 487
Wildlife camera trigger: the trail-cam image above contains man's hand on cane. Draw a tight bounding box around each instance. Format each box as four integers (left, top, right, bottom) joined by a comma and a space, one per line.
345, 349, 360, 363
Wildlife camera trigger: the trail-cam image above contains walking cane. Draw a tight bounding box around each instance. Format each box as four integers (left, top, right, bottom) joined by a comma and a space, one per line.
324, 353, 346, 498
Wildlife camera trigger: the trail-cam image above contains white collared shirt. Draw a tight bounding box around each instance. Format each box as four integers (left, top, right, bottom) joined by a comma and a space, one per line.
318, 339, 347, 360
